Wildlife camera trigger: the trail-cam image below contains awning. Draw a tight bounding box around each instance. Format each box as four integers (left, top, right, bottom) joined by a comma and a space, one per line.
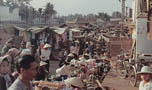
27, 26, 49, 34
53, 27, 67, 35
13, 25, 26, 31
70, 28, 80, 32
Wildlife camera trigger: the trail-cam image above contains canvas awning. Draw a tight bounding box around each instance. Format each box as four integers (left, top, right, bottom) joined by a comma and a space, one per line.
70, 28, 81, 32
53, 27, 67, 35
27, 26, 49, 34
13, 26, 26, 31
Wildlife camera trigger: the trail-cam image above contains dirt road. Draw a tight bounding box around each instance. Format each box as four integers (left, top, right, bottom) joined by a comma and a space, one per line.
102, 69, 138, 90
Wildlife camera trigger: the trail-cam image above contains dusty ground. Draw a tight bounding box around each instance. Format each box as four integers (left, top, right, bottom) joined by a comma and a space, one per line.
49, 60, 138, 90
102, 69, 138, 90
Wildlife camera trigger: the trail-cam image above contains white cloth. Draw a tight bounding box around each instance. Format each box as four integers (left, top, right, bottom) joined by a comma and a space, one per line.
41, 49, 51, 61
139, 80, 152, 90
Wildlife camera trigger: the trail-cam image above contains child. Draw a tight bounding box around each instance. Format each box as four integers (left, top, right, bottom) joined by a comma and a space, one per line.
138, 66, 152, 90
0, 57, 14, 90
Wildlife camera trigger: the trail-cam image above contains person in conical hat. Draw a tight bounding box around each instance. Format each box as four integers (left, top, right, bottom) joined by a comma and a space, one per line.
138, 66, 152, 90
41, 43, 51, 72
35, 61, 47, 80
64, 77, 84, 89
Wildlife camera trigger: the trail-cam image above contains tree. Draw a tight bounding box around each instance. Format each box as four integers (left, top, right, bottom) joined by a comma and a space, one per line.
98, 12, 110, 21
112, 11, 122, 18
19, 5, 29, 23
38, 8, 43, 23
17, 0, 32, 5
29, 7, 38, 24
43, 3, 57, 24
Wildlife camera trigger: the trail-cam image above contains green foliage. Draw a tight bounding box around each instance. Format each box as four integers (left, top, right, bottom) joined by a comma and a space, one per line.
42, 2, 57, 23
98, 12, 111, 21
112, 11, 122, 18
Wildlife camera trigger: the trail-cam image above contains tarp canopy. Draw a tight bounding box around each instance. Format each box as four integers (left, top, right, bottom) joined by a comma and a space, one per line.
27, 26, 49, 34
53, 27, 67, 35
70, 28, 81, 32
13, 25, 26, 31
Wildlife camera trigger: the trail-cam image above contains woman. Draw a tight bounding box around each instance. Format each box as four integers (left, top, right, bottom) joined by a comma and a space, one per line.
0, 57, 14, 90
138, 66, 152, 90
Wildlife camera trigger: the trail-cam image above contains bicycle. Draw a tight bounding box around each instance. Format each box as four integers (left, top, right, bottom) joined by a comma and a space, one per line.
115, 55, 129, 78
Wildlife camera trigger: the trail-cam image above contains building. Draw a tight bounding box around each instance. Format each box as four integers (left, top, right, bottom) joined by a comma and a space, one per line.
0, 5, 21, 23
110, 18, 121, 25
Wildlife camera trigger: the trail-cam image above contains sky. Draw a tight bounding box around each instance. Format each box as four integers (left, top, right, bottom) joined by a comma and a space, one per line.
30, 0, 132, 16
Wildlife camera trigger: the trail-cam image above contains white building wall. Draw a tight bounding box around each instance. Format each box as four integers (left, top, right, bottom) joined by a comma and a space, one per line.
132, 0, 136, 22
136, 18, 152, 54
0, 5, 21, 22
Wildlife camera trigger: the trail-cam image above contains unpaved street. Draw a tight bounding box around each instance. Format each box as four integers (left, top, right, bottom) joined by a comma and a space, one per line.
102, 69, 138, 90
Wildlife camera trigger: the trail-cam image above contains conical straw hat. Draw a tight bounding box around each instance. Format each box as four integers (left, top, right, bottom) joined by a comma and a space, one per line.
56, 65, 71, 75
43, 44, 52, 49
68, 53, 74, 57
64, 77, 84, 88
40, 61, 47, 66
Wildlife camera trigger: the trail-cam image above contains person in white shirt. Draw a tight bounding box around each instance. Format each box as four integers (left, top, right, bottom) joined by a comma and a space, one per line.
138, 66, 152, 90
41, 43, 51, 72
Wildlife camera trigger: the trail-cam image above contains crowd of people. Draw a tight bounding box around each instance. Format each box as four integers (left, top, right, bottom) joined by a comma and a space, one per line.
0, 37, 152, 90
0, 37, 111, 90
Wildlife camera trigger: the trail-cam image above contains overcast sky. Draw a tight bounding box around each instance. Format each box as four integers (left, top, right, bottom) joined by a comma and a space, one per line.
30, 0, 132, 16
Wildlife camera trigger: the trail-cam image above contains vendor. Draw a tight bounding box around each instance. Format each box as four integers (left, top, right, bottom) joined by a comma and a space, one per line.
41, 43, 51, 72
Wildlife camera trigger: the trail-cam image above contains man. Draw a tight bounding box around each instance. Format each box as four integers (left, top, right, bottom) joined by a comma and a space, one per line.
1, 39, 13, 56
8, 55, 38, 90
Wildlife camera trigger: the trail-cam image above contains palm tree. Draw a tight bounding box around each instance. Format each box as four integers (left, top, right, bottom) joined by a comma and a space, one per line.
19, 5, 29, 23
43, 3, 57, 24
38, 8, 43, 23
30, 7, 38, 24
